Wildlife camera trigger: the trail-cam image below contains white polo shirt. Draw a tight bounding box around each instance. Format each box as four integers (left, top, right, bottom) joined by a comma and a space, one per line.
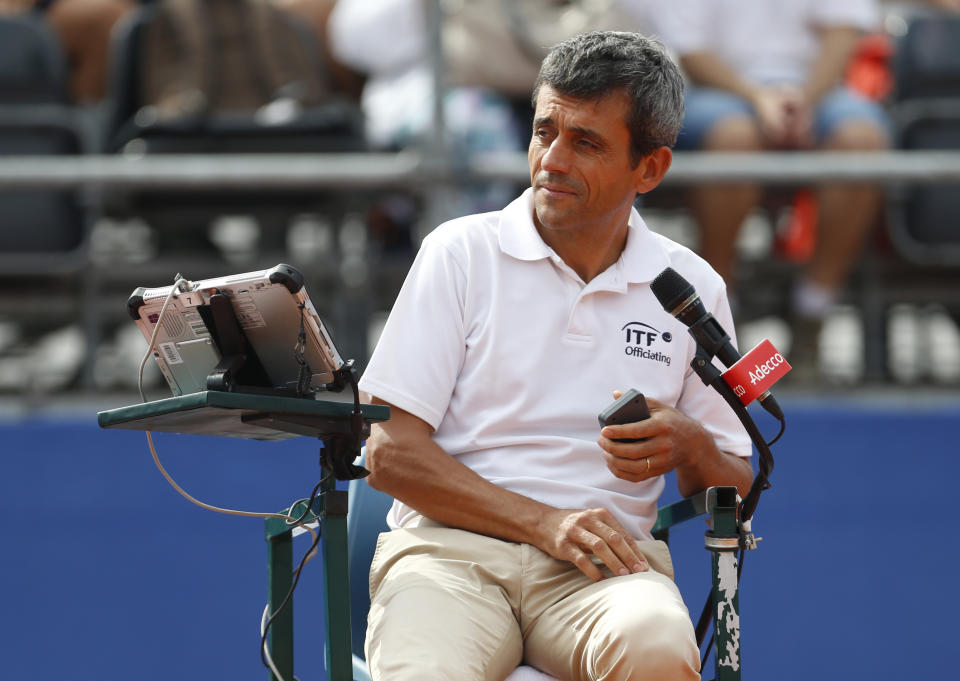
359, 188, 751, 540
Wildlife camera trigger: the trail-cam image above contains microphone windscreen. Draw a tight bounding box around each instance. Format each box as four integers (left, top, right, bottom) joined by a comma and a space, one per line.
651, 267, 695, 313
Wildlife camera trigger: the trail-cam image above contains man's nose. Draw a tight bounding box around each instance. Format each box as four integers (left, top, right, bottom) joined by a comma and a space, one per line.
540, 138, 572, 173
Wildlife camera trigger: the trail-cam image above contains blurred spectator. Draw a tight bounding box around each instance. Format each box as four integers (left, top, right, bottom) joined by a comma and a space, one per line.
0, 0, 35, 11
0, 0, 134, 103
140, 0, 327, 121
878, 0, 960, 13
271, 0, 365, 100
659, 0, 890, 373
906, 0, 960, 8
116, 0, 362, 259
326, 0, 654, 242
326, 0, 649, 154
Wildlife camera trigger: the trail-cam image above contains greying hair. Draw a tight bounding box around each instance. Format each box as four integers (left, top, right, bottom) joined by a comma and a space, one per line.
532, 31, 685, 166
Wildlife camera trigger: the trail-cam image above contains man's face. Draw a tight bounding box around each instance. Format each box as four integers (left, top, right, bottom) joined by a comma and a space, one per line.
528, 85, 643, 239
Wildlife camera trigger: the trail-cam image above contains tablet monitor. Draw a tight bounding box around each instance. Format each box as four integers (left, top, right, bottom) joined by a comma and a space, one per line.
128, 263, 344, 397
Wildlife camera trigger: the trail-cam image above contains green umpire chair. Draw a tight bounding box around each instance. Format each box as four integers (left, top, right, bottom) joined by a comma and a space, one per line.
345, 475, 738, 681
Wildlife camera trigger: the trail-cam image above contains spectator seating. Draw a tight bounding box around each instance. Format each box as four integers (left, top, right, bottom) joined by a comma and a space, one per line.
100, 2, 367, 253
887, 10, 960, 265
0, 12, 90, 273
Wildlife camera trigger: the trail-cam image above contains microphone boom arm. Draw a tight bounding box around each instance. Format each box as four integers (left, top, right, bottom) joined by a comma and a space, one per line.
689, 345, 776, 531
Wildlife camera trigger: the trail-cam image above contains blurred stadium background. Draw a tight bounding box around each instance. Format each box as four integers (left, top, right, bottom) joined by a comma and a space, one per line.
1, 1, 959, 680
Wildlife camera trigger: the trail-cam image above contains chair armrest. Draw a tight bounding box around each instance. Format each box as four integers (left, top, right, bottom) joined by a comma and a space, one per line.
651, 490, 708, 539
353, 653, 372, 681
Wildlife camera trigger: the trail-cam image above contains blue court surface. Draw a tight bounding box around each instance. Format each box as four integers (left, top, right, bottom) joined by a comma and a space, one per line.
1, 393, 956, 680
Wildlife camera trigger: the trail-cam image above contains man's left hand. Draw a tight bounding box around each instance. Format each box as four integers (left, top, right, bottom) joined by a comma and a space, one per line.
597, 396, 709, 483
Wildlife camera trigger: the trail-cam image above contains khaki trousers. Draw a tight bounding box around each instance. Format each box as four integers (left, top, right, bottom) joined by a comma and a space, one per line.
365, 519, 700, 681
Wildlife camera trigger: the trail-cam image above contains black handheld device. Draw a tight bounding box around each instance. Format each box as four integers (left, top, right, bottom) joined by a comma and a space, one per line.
598, 388, 651, 443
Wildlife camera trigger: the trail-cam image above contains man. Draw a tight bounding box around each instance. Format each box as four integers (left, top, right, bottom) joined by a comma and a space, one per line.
358, 31, 753, 681
658, 0, 890, 372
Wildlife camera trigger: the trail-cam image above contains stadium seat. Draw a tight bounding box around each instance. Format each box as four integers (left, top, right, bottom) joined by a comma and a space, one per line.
887, 11, 960, 265
891, 12, 960, 101
0, 13, 90, 272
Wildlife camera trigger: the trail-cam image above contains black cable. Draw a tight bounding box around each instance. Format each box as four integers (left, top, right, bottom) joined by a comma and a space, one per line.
689, 358, 782, 672
259, 363, 366, 670
260, 519, 324, 671
348, 362, 364, 449
765, 414, 787, 448
259, 475, 329, 671
738, 427, 774, 524
700, 625, 714, 673
286, 472, 332, 528
695, 588, 713, 649
320, 360, 370, 481
293, 302, 312, 396
694, 404, 775, 664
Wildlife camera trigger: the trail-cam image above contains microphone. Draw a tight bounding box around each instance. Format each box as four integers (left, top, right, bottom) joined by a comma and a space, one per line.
651, 267, 783, 420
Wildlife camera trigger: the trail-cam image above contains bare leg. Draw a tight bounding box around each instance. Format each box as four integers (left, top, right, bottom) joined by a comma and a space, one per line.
690, 116, 764, 286
807, 121, 889, 293
787, 121, 889, 380
46, 0, 134, 103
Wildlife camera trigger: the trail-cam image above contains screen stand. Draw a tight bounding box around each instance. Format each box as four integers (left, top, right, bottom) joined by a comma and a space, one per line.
202, 291, 306, 398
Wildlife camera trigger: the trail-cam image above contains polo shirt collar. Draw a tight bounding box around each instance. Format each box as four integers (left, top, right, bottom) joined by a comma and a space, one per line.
499, 188, 554, 261
499, 187, 671, 285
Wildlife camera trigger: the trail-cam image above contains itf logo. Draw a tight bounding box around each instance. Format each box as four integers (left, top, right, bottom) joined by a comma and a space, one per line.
621, 322, 672, 366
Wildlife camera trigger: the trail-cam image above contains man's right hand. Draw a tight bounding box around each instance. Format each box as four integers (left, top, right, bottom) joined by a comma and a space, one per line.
537, 507, 650, 582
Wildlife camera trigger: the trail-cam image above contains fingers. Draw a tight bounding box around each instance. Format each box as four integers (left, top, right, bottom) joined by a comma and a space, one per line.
598, 398, 691, 482
551, 508, 650, 582
599, 418, 654, 443
600, 395, 668, 441
601, 450, 660, 483
598, 408, 658, 482
585, 526, 648, 578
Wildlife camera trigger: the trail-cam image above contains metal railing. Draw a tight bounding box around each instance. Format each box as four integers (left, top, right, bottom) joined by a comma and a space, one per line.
2, 149, 960, 189
1, 147, 958, 392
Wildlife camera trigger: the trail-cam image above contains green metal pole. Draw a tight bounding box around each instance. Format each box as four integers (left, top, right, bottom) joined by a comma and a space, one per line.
705, 486, 741, 681
265, 525, 295, 681
320, 470, 353, 681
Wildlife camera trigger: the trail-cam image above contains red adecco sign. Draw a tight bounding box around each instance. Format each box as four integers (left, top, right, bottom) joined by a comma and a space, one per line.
722, 339, 792, 405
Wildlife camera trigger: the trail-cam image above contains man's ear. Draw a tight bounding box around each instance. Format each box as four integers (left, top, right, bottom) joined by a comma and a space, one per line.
634, 146, 673, 195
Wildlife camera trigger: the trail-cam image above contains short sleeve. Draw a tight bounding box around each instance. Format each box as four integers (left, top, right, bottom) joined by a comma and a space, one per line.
358, 238, 467, 430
